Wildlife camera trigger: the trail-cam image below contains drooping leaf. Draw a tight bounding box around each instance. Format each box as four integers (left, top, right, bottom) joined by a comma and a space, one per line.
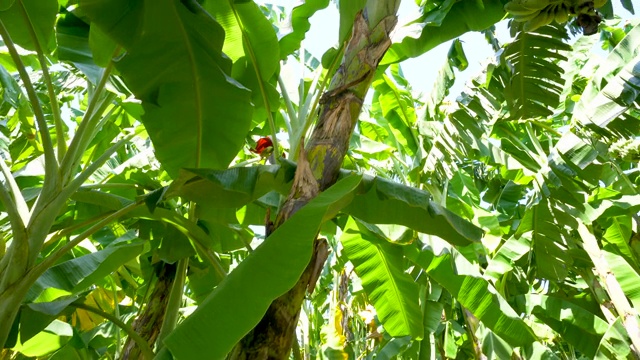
0, 0, 57, 53
204, 0, 280, 123
424, 57, 456, 121
514, 198, 574, 282
481, 330, 512, 360
485, 235, 530, 282
371, 72, 419, 156
27, 232, 144, 300
345, 176, 482, 246
521, 342, 561, 359
167, 163, 295, 208
602, 215, 639, 272
81, 0, 254, 177
12, 320, 72, 357
382, 0, 505, 64
49, 343, 85, 360
447, 38, 468, 71
497, 135, 543, 173
602, 247, 640, 310
341, 217, 423, 338
375, 336, 412, 360
574, 23, 640, 129
595, 317, 633, 360
157, 224, 196, 263
516, 294, 609, 358
19, 296, 78, 343
619, 0, 635, 14
71, 189, 133, 211
0, 63, 28, 111
588, 194, 640, 221
163, 175, 363, 359
406, 243, 537, 348
169, 164, 483, 246
280, 0, 331, 59
502, 24, 571, 119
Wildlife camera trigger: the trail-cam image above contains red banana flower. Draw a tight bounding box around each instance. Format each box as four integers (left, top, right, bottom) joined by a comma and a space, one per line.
250, 137, 274, 158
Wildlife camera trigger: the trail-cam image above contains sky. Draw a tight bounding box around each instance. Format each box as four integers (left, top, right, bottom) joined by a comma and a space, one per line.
302, 0, 508, 98
266, 0, 635, 102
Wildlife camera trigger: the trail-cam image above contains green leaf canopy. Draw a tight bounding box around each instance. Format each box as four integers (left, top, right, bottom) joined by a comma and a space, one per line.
341, 217, 423, 339
80, 0, 254, 176
164, 175, 363, 359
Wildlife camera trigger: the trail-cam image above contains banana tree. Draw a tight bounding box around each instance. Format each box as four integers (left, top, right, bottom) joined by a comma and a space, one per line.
0, 0, 145, 347
414, 14, 640, 359
1, 0, 639, 359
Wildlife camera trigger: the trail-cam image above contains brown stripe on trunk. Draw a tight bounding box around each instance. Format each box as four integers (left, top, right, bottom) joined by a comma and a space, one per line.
228, 5, 399, 359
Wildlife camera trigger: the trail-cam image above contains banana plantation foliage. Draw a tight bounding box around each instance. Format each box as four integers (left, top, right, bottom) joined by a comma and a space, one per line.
0, 0, 639, 358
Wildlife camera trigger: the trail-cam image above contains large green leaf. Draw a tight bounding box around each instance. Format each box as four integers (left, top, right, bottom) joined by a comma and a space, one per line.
163, 175, 363, 359
71, 189, 227, 274
169, 164, 482, 246
12, 320, 72, 357
481, 330, 512, 360
595, 317, 633, 360
375, 336, 412, 359
55, 10, 117, 82
337, 0, 366, 45
0, 61, 25, 109
497, 135, 543, 173
0, 0, 57, 53
424, 52, 457, 121
574, 23, 640, 129
167, 164, 294, 208
516, 294, 608, 358
555, 132, 600, 172
502, 24, 571, 119
341, 218, 423, 338
371, 72, 419, 157
602, 247, 640, 310
205, 0, 278, 79
514, 198, 574, 282
279, 0, 330, 59
381, 0, 505, 64
81, 0, 253, 177
588, 193, 640, 221
27, 232, 144, 300
521, 342, 560, 359
421, 56, 545, 184
204, 0, 280, 123
485, 235, 530, 281
344, 176, 481, 246
55, 11, 93, 65
19, 296, 79, 343
602, 216, 639, 272
88, 22, 118, 68
78, 0, 143, 49
405, 243, 537, 347
618, 0, 635, 14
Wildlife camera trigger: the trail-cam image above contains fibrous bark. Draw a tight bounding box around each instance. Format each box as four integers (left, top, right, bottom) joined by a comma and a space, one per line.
228, 2, 399, 359
121, 262, 177, 360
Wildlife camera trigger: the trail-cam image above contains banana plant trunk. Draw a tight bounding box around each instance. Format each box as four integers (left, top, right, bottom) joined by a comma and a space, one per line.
121, 262, 177, 359
228, 2, 399, 358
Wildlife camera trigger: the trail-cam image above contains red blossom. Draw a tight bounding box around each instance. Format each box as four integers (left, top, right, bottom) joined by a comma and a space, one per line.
251, 137, 273, 156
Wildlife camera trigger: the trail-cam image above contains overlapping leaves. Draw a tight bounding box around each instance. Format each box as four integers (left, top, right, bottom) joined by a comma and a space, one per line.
502, 24, 571, 119
80, 0, 254, 177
